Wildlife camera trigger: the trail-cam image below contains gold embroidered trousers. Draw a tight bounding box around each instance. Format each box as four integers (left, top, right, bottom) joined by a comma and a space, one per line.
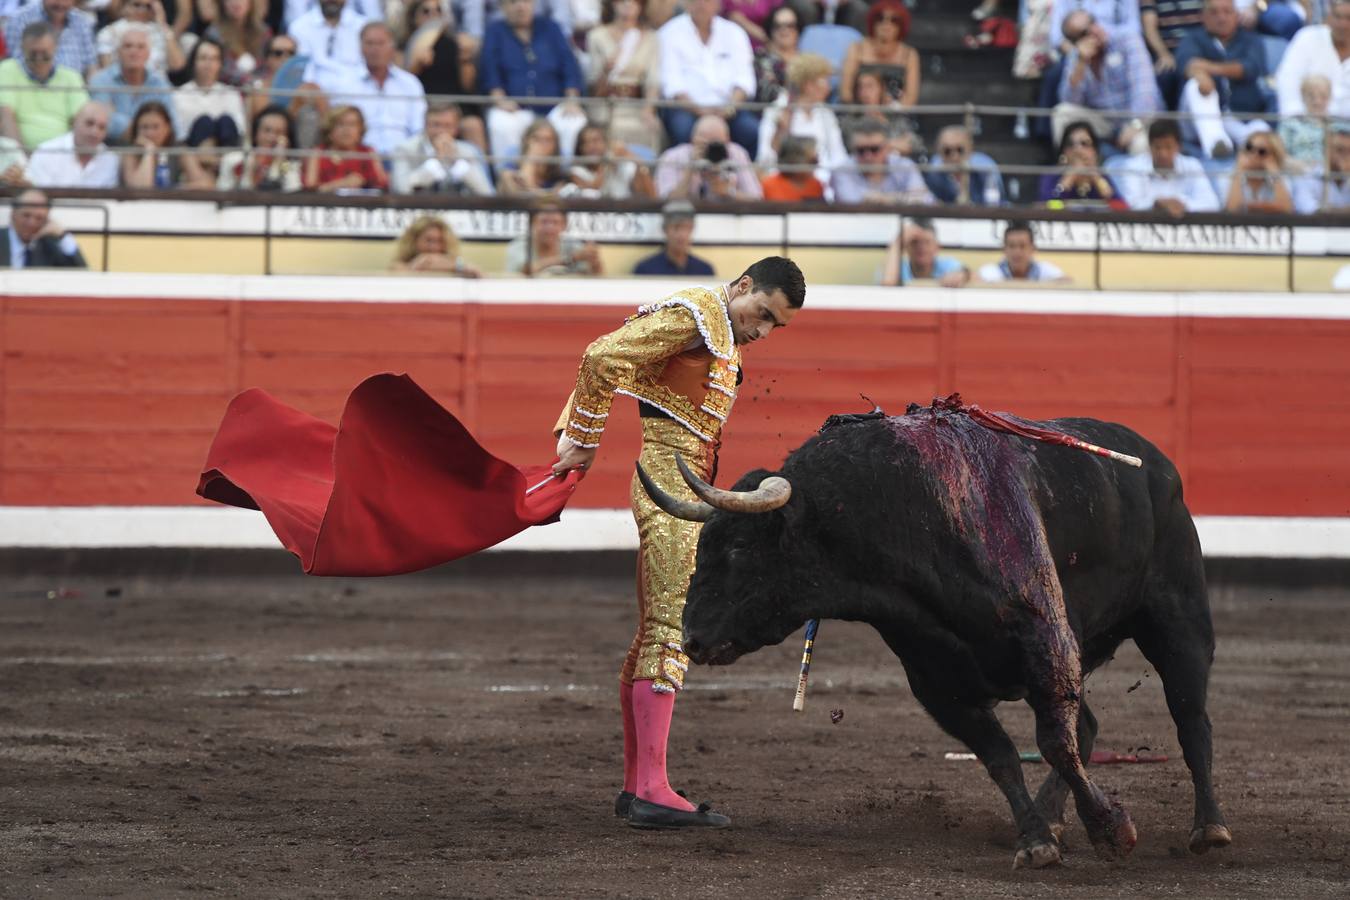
622, 417, 717, 693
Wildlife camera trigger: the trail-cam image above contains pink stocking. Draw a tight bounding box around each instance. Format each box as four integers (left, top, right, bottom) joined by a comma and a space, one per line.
631, 680, 694, 811
620, 681, 637, 794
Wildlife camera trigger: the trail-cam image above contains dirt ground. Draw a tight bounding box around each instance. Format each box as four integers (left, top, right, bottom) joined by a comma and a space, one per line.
1, 559, 1347, 899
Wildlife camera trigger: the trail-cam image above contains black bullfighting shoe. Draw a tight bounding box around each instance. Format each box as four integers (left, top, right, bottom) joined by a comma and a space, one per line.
615, 791, 635, 817
625, 797, 731, 830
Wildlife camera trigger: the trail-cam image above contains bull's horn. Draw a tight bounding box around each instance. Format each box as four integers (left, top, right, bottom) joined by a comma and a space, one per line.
676, 454, 792, 514
636, 461, 714, 522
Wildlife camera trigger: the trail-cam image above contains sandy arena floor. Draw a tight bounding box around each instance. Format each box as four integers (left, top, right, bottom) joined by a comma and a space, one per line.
1, 563, 1347, 898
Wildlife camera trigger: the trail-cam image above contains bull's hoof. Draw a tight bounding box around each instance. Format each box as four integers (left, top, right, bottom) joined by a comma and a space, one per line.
1048, 821, 1067, 845
1188, 823, 1232, 854
1087, 806, 1137, 860
1013, 841, 1063, 870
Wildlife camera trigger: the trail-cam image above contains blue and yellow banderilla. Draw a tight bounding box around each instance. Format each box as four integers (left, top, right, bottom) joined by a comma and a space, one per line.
792, 619, 819, 712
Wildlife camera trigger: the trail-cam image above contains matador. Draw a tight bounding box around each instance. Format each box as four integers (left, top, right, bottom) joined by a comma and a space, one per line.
553, 257, 806, 829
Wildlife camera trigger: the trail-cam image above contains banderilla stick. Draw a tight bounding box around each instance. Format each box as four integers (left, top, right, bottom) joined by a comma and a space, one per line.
792, 619, 820, 712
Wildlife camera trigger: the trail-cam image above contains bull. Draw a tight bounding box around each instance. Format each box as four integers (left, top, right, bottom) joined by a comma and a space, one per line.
638, 404, 1231, 868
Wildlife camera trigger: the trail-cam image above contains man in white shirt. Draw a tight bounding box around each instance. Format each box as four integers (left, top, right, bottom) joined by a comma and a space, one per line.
977, 222, 1070, 284
391, 100, 495, 195
657, 0, 758, 156
288, 0, 368, 82
1118, 119, 1221, 214
310, 22, 426, 156
24, 99, 117, 187
282, 0, 382, 31
1275, 0, 1350, 116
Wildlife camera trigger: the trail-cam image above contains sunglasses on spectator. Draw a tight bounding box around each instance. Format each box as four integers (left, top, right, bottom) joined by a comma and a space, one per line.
1244, 141, 1270, 157
939, 145, 968, 157
129, 1, 152, 9
269, 46, 297, 57
25, 50, 53, 62
416, 3, 440, 13
855, 143, 885, 155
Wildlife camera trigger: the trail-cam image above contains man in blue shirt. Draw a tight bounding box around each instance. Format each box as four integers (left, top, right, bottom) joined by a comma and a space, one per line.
880, 217, 970, 287
479, 0, 583, 161
633, 201, 716, 277
88, 26, 175, 141
1176, 0, 1268, 158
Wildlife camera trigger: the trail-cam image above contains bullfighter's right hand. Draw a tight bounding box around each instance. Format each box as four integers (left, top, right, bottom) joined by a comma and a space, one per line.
553, 439, 597, 476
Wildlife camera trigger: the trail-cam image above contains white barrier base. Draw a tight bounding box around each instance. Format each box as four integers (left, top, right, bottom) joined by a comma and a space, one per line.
0, 507, 1348, 559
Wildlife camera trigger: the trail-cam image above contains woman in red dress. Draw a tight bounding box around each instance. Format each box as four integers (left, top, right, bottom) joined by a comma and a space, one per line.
303, 105, 389, 193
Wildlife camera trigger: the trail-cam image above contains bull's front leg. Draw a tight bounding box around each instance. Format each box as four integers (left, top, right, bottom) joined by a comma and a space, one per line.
1020, 593, 1137, 861
906, 678, 1061, 868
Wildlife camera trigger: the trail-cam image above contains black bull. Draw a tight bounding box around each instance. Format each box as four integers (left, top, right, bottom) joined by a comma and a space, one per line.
641, 408, 1231, 868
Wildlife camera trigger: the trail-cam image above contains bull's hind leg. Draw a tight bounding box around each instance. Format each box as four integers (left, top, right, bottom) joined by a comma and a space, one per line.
1032, 699, 1099, 844
906, 679, 1061, 869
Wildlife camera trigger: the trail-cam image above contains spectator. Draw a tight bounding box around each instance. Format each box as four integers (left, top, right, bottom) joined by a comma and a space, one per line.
838, 68, 920, 157
1, 136, 25, 184
391, 214, 482, 276
1055, 10, 1161, 156
217, 104, 302, 190
1050, 0, 1143, 48
830, 119, 933, 204
391, 100, 495, 194
405, 0, 483, 156
174, 37, 246, 150
1222, 130, 1295, 211
246, 33, 298, 120
504, 200, 604, 276
303, 104, 387, 191
757, 52, 849, 178
121, 100, 212, 187
753, 3, 800, 104
25, 99, 118, 186
1280, 74, 1333, 170
89, 25, 176, 140
1275, 0, 1350, 118
1141, 1, 1206, 90
976, 221, 1071, 284
1293, 124, 1350, 212
205, 0, 271, 84
95, 0, 186, 77
1118, 118, 1221, 213
785, 0, 869, 33
923, 124, 1005, 206
5, 0, 97, 79
1176, 0, 1268, 160
1040, 120, 1125, 208
568, 122, 657, 198
657, 0, 758, 154
0, 22, 89, 149
654, 112, 763, 200
633, 199, 714, 275
880, 217, 969, 287
498, 116, 568, 195
840, 1, 920, 107
311, 22, 427, 157
288, 0, 368, 80
455, 0, 575, 42
1, 188, 86, 268
283, 0, 382, 32
760, 134, 825, 200
721, 0, 775, 49
585, 0, 663, 155
479, 0, 585, 165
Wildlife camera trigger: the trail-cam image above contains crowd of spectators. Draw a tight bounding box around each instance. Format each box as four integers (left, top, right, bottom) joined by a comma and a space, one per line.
0, 0, 1344, 214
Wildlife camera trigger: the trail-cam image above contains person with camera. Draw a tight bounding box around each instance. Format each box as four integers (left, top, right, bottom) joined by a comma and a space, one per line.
654, 112, 763, 200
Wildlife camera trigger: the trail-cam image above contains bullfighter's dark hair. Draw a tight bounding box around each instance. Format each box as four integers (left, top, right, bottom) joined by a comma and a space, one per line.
1003, 220, 1035, 244
740, 257, 806, 308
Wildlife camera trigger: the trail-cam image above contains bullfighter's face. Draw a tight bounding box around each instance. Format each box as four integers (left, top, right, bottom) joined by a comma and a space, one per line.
725, 278, 798, 346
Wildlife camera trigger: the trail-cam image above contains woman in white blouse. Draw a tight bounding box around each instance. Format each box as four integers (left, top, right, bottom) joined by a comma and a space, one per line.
756, 53, 848, 183
585, 0, 663, 153
173, 37, 248, 147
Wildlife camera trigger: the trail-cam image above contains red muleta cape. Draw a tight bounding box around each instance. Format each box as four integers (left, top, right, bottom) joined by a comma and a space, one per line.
196, 373, 581, 576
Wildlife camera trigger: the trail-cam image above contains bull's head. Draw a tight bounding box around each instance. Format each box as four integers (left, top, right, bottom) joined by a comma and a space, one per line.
637, 456, 816, 666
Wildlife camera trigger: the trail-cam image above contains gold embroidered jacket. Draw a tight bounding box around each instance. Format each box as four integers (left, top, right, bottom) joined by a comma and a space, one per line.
557, 286, 742, 447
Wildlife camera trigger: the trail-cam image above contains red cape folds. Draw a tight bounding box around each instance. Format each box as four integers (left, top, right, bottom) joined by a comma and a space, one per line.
196, 373, 582, 576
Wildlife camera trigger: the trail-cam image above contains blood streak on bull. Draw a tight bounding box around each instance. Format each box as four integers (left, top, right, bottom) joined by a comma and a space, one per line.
641, 402, 1232, 868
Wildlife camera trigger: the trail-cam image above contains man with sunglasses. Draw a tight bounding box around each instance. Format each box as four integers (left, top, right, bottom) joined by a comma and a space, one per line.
1056, 9, 1161, 155
922, 124, 1005, 206
0, 22, 89, 149
830, 119, 933, 205
4, 0, 97, 80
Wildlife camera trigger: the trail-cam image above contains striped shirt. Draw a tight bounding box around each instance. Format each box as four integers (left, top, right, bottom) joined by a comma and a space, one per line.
1139, 0, 1206, 49
4, 4, 97, 75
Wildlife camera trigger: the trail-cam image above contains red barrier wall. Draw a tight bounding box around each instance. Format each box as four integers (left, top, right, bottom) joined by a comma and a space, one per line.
4, 295, 1348, 516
